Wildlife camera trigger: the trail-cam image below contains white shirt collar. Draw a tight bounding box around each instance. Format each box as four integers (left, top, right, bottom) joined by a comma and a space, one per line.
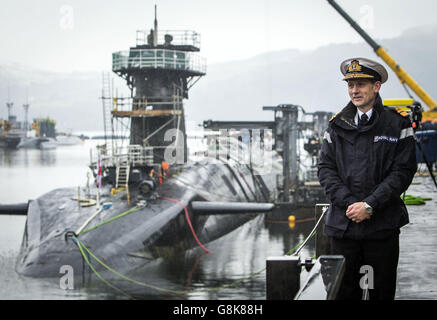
355, 108, 373, 126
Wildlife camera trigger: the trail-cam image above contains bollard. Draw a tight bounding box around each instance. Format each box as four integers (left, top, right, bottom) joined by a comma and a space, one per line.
266, 256, 301, 300
315, 204, 331, 258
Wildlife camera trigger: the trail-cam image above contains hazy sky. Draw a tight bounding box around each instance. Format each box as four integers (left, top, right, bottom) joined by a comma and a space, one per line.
1, 0, 437, 72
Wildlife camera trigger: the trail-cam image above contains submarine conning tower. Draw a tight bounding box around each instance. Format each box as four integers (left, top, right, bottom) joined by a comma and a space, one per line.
111, 6, 206, 164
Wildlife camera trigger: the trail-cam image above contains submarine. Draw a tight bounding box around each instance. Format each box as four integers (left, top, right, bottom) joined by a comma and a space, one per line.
12, 9, 282, 281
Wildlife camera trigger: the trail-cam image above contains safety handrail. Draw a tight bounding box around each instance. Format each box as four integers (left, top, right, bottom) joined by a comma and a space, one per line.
112, 48, 206, 74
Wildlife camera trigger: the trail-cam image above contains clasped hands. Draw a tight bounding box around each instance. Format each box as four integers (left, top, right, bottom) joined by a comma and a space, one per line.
346, 202, 372, 223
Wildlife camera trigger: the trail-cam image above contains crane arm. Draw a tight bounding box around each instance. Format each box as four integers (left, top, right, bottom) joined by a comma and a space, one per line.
327, 0, 437, 111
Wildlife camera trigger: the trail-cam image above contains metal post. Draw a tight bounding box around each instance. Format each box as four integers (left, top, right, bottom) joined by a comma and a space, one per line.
249, 129, 252, 169
289, 106, 299, 189
315, 204, 331, 258
282, 114, 290, 202
266, 256, 301, 300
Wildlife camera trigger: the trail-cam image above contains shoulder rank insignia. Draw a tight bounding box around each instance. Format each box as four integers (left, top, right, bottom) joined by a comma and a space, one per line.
394, 107, 410, 117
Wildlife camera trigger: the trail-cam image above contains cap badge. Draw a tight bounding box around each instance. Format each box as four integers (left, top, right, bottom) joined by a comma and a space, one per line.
348, 60, 362, 73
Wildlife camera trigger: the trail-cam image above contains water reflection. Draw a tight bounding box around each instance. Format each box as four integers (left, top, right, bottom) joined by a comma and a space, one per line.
69, 213, 317, 300
39, 150, 57, 166
0, 148, 57, 167
0, 141, 101, 203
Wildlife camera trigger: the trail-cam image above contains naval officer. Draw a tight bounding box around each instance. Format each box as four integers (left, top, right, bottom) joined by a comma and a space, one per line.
317, 57, 417, 300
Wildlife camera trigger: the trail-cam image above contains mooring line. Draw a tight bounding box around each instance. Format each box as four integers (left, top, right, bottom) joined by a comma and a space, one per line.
69, 199, 325, 299
71, 227, 316, 299
264, 217, 316, 224
78, 206, 141, 235
158, 195, 212, 254
73, 237, 135, 299
73, 236, 189, 297
292, 206, 327, 256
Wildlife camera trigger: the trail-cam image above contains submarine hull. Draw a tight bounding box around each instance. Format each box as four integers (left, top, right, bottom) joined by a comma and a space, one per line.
16, 157, 280, 278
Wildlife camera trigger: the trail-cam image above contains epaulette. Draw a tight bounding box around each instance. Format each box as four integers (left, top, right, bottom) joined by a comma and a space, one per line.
329, 112, 339, 122
390, 107, 410, 117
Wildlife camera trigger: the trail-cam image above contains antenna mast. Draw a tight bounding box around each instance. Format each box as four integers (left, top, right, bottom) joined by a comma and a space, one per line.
153, 5, 158, 47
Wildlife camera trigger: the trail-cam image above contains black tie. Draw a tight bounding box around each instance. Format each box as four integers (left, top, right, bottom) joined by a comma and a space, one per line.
359, 114, 369, 127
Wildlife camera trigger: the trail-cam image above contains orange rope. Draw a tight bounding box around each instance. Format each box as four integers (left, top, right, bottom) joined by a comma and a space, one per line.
158, 195, 211, 254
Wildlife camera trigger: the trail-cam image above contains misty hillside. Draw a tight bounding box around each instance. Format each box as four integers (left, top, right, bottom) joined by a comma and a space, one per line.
187, 24, 437, 124
1, 24, 437, 132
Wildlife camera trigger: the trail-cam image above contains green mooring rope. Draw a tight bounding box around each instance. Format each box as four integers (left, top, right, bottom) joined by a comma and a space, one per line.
71, 227, 314, 299
78, 206, 141, 235
70, 197, 320, 299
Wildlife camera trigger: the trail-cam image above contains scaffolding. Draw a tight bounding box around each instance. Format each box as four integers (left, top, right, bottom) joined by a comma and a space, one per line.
101, 72, 115, 156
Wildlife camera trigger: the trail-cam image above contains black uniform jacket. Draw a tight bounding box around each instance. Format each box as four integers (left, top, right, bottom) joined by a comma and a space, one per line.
317, 95, 417, 239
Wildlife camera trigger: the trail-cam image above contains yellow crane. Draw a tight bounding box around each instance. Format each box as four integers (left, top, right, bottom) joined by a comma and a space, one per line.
327, 0, 437, 122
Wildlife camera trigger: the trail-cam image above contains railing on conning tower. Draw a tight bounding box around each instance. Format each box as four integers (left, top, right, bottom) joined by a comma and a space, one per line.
112, 49, 206, 75
91, 143, 184, 168
91, 144, 155, 168
136, 29, 201, 48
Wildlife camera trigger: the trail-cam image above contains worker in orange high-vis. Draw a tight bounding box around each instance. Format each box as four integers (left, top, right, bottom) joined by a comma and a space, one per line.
161, 161, 170, 180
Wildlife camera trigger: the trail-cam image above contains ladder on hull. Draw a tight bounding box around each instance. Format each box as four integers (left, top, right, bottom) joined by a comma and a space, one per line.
115, 162, 131, 204
116, 163, 130, 188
